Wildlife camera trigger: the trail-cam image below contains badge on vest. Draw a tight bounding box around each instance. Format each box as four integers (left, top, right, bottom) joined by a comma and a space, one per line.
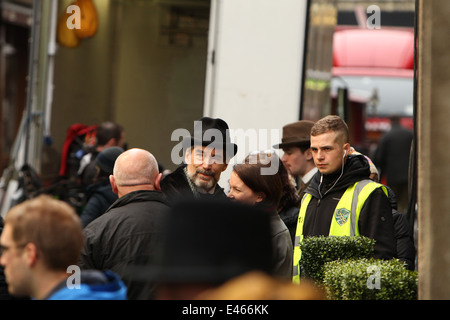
334, 208, 350, 226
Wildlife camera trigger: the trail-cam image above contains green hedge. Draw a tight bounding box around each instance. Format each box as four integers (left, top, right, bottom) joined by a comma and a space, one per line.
323, 258, 418, 300
299, 236, 375, 283
298, 236, 418, 300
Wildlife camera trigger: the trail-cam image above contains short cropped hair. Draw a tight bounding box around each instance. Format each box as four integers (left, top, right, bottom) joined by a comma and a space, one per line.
4, 195, 84, 271
310, 115, 349, 144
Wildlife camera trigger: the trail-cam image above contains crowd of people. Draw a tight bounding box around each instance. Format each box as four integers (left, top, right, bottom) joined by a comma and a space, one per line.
0, 114, 415, 300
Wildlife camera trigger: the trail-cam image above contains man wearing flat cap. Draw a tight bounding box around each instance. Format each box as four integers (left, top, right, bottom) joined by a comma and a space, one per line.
273, 120, 317, 198
161, 117, 238, 203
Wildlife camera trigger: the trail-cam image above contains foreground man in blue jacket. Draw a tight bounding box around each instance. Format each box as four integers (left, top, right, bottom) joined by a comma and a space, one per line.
0, 194, 126, 300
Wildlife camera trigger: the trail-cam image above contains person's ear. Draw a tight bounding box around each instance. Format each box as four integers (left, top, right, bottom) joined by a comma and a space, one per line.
343, 143, 351, 157
24, 242, 38, 267
255, 192, 266, 203
154, 173, 162, 191
305, 148, 313, 161
110, 175, 118, 195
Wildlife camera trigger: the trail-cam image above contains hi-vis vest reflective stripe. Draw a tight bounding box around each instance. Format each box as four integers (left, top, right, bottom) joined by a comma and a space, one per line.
292, 179, 388, 284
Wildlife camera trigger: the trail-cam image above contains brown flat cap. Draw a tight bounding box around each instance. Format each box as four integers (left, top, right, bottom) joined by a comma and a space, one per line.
273, 120, 315, 149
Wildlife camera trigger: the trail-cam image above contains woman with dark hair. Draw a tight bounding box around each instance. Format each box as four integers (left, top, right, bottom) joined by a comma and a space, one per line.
227, 151, 293, 280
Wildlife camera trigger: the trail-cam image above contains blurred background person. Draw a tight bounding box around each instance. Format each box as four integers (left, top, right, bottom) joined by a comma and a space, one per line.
80, 146, 124, 228
374, 115, 413, 214
78, 121, 126, 187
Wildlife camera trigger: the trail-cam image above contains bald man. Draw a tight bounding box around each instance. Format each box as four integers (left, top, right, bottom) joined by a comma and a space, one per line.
110, 148, 162, 198
79, 148, 170, 300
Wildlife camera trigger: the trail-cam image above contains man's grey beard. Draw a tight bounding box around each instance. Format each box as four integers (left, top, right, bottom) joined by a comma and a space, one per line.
188, 169, 218, 194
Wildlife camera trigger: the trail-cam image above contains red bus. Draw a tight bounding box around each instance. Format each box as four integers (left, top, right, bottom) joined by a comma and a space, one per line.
331, 26, 415, 155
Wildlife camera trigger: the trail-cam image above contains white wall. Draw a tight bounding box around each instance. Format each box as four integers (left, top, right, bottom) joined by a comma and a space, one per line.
204, 0, 309, 190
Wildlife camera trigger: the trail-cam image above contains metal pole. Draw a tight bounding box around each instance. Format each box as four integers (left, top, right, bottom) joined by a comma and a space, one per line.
43, 0, 58, 144
23, 0, 41, 165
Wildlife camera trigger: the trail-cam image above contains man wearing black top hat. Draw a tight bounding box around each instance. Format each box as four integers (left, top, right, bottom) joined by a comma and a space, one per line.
161, 117, 237, 202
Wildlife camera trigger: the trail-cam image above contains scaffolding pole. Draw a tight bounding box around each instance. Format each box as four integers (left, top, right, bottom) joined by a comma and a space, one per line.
0, 0, 58, 216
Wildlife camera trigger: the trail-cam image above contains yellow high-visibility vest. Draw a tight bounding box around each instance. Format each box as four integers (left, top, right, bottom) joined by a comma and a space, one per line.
292, 179, 388, 284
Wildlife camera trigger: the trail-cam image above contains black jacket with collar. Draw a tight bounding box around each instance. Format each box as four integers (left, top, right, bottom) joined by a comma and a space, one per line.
160, 165, 229, 204
79, 189, 170, 300
80, 178, 118, 228
303, 154, 397, 260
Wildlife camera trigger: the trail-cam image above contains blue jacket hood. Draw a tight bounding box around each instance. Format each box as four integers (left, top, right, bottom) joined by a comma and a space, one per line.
46, 270, 127, 300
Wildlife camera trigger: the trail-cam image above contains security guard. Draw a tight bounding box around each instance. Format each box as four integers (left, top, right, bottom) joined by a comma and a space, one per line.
292, 115, 396, 284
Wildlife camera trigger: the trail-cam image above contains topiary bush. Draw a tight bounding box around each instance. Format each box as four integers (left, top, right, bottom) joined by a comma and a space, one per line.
323, 258, 418, 300
299, 236, 375, 283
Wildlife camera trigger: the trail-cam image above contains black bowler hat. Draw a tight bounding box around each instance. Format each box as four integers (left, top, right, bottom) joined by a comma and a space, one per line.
182, 117, 238, 159
128, 198, 273, 284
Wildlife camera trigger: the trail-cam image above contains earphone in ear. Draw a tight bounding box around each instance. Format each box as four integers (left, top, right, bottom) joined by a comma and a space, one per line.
343, 150, 347, 157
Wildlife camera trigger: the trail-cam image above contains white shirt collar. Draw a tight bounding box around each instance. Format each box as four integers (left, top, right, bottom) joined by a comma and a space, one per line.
301, 167, 318, 184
